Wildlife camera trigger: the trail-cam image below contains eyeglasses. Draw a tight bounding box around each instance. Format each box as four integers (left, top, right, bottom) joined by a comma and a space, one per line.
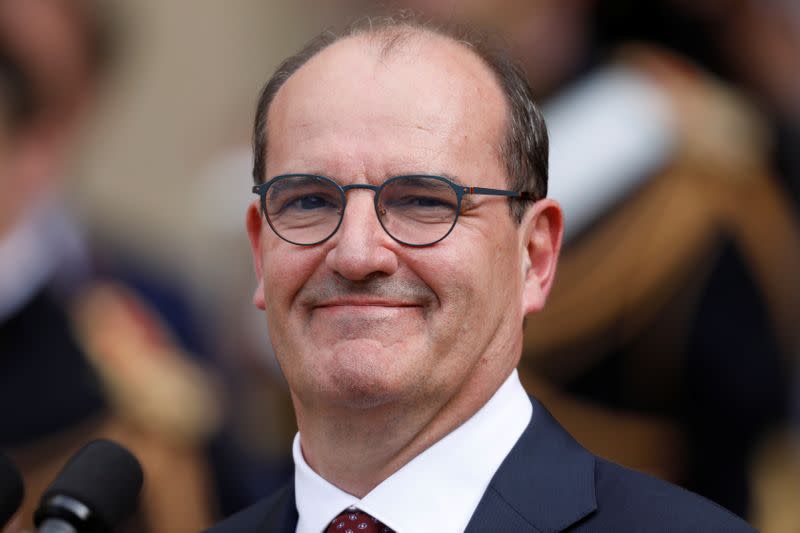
252, 174, 535, 247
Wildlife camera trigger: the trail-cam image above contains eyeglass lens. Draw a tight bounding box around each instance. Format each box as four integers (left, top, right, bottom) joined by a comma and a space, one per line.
264, 175, 460, 246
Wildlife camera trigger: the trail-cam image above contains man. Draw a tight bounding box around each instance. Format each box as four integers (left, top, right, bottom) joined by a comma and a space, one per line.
208, 15, 755, 533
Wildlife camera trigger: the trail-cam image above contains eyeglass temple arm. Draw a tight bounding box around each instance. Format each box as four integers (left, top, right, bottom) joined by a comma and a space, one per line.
252, 185, 267, 215
464, 186, 536, 200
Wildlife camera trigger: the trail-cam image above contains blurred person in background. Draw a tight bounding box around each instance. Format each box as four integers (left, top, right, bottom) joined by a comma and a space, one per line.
0, 0, 228, 530
590, 3, 800, 530
594, 0, 800, 209
368, 0, 800, 530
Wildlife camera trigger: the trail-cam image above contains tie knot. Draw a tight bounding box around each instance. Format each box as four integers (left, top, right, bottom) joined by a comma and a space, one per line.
326, 509, 394, 533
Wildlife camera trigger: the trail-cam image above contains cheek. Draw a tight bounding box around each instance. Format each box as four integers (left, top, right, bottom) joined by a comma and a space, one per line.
426, 231, 522, 336
261, 243, 322, 323
492, 235, 523, 295
406, 245, 490, 337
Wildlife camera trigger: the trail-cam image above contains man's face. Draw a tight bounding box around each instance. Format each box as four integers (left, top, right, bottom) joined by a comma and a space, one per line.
248, 34, 558, 411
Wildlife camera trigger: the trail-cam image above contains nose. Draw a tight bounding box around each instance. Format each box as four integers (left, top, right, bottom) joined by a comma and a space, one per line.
325, 190, 399, 280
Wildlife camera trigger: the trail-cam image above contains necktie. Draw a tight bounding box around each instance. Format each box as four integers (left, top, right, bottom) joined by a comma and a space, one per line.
326, 509, 395, 533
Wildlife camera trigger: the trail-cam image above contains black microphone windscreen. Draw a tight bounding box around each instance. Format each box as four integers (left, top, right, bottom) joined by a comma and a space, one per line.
40, 439, 143, 530
0, 451, 24, 527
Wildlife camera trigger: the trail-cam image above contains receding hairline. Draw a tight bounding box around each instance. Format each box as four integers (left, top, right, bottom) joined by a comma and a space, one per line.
277, 25, 505, 98
265, 25, 511, 163
355, 23, 484, 63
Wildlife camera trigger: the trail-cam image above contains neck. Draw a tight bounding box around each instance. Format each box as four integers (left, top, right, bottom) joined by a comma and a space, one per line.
293, 358, 516, 497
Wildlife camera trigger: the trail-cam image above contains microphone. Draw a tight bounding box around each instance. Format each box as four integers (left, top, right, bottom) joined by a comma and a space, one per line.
0, 451, 24, 529
33, 439, 143, 533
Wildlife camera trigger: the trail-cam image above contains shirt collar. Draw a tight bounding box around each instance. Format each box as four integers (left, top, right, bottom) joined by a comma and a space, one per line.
293, 369, 532, 533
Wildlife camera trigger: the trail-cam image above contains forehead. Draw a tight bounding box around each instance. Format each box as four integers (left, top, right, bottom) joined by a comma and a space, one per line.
266, 31, 508, 179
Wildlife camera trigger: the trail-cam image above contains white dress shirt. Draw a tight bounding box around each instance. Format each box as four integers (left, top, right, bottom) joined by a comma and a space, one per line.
293, 369, 533, 533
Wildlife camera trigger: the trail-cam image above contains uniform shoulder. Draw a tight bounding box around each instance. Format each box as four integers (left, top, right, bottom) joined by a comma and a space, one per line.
591, 457, 757, 532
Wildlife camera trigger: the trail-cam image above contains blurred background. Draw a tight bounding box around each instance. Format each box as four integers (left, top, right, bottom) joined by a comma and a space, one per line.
0, 0, 797, 531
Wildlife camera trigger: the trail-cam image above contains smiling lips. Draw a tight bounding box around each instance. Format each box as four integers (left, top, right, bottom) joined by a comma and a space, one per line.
314, 299, 422, 309
311, 300, 423, 324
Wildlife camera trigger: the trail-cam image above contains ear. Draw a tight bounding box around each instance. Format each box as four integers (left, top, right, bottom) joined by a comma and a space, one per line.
246, 201, 267, 310
520, 199, 563, 316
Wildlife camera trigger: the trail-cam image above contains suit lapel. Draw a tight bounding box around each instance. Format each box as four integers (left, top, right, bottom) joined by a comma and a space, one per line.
466, 397, 597, 533
259, 480, 299, 533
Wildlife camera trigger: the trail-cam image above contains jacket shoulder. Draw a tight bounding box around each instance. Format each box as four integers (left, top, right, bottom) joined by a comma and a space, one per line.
584, 457, 757, 532
204, 484, 296, 533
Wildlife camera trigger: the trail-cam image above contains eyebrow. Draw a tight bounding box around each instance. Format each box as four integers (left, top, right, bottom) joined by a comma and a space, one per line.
383, 171, 468, 187
436, 172, 467, 187
268, 174, 323, 193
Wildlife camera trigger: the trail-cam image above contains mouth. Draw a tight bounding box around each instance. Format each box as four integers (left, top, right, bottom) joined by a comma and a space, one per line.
306, 298, 427, 339
314, 299, 422, 309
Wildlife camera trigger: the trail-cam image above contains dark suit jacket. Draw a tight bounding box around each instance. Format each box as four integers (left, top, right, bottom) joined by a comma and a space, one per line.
206, 397, 756, 532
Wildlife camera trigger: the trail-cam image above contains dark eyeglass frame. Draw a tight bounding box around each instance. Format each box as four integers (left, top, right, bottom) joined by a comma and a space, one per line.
252, 173, 536, 247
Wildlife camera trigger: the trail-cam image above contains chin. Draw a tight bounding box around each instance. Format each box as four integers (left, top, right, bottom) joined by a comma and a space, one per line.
283, 334, 426, 409
318, 343, 413, 409
323, 382, 399, 410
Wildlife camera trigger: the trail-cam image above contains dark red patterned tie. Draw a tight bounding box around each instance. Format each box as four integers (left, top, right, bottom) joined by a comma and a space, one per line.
326, 509, 395, 533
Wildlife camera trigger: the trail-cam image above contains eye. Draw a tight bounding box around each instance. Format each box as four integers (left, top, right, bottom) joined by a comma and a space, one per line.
290, 194, 333, 210
273, 191, 339, 214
